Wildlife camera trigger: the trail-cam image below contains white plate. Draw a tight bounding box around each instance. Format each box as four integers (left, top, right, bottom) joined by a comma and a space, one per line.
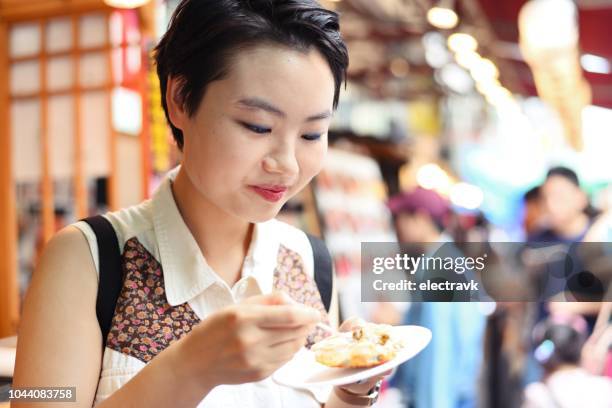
273, 325, 432, 388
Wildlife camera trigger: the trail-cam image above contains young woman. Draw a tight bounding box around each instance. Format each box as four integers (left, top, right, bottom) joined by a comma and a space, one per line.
13, 0, 388, 406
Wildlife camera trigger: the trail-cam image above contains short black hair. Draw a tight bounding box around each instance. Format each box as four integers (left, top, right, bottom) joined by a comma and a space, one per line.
523, 185, 540, 203
154, 0, 349, 150
533, 319, 586, 372
546, 166, 580, 187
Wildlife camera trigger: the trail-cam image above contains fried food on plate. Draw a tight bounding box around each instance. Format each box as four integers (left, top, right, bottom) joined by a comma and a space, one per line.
311, 322, 405, 368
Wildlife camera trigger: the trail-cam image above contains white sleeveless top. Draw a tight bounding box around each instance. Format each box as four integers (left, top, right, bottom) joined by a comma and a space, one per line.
73, 167, 331, 407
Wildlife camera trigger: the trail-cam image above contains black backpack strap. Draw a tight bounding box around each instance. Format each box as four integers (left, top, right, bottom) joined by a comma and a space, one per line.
306, 233, 333, 312
82, 215, 123, 350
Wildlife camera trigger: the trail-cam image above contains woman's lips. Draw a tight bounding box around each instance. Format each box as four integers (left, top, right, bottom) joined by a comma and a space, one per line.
249, 185, 288, 202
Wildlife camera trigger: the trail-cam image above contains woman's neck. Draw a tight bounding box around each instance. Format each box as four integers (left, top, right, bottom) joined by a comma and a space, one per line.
172, 167, 253, 285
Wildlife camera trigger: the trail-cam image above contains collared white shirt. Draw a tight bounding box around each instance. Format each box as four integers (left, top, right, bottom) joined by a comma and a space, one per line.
74, 168, 331, 407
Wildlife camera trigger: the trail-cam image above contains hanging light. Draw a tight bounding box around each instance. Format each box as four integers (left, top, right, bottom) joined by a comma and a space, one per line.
519, 0, 578, 53
580, 53, 611, 74
475, 78, 501, 95
469, 58, 499, 82
449, 182, 484, 210
519, 0, 590, 150
455, 50, 482, 70
427, 0, 459, 29
417, 164, 452, 193
104, 0, 151, 9
447, 33, 478, 54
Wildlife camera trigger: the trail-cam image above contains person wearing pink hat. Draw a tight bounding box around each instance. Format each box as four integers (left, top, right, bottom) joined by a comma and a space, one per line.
387, 186, 452, 244
387, 187, 486, 408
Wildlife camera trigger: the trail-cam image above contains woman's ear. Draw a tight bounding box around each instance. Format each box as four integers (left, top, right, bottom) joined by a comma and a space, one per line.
165, 76, 188, 131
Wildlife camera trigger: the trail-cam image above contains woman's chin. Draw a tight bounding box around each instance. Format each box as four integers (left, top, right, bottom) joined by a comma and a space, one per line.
242, 206, 283, 224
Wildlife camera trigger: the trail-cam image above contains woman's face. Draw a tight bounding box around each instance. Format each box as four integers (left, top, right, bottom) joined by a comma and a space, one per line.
170, 44, 335, 222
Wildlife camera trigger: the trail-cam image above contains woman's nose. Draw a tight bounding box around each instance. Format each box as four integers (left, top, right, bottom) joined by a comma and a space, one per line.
262, 143, 299, 177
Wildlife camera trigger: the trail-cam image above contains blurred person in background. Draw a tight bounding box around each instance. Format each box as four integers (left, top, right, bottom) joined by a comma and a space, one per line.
529, 166, 599, 243
584, 184, 612, 242
522, 313, 612, 408
480, 302, 534, 408
522, 167, 605, 385
528, 167, 604, 326
389, 187, 451, 244
523, 186, 545, 239
387, 187, 486, 408
581, 301, 612, 378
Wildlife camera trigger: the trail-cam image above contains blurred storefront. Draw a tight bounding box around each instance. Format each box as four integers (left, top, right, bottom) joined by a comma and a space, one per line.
0, 0, 178, 337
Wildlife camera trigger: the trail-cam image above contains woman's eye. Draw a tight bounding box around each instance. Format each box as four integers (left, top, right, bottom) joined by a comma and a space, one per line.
241, 122, 271, 134
302, 133, 322, 141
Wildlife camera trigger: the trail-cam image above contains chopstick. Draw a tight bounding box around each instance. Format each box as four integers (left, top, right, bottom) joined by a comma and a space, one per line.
316, 322, 336, 334
282, 293, 336, 335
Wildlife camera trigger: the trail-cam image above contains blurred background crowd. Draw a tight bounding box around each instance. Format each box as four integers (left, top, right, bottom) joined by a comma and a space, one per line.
0, 0, 611, 407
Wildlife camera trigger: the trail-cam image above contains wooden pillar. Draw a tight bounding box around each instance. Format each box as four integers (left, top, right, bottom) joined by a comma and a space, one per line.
106, 11, 118, 211
72, 15, 87, 218
139, 2, 157, 199
0, 21, 20, 337
39, 19, 55, 243
139, 46, 151, 200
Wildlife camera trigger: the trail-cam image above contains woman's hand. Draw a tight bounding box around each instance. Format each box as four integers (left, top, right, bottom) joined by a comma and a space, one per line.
173, 292, 320, 390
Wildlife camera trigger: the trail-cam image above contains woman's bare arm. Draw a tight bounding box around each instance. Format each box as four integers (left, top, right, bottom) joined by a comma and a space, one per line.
12, 226, 216, 407
12, 226, 103, 407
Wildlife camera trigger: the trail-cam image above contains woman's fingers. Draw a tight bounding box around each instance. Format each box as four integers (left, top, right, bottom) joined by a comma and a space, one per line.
239, 293, 321, 329
265, 336, 308, 364
338, 316, 366, 332
266, 324, 315, 347
242, 291, 293, 306
253, 304, 321, 329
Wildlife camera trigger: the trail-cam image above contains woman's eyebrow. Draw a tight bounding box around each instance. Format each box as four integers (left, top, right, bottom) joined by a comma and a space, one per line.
235, 97, 331, 122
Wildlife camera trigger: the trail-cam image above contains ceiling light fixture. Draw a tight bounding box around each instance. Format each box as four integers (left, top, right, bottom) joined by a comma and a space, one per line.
447, 32, 478, 53
580, 53, 611, 74
519, 0, 590, 150
454, 50, 482, 70
104, 0, 151, 9
427, 0, 459, 29
470, 58, 500, 81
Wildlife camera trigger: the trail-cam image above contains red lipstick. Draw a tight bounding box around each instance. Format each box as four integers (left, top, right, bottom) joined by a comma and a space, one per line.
250, 185, 288, 202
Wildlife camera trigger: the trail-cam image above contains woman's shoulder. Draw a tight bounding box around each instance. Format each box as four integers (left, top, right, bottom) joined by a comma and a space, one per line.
71, 198, 157, 275
262, 218, 318, 270
46, 225, 95, 259
33, 225, 99, 294
104, 198, 155, 236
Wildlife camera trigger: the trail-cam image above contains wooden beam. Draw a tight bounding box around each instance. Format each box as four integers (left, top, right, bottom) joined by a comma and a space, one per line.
105, 11, 117, 210
139, 1, 164, 199
9, 44, 112, 63
72, 14, 87, 218
39, 19, 55, 244
139, 44, 151, 200
0, 0, 109, 22
10, 83, 110, 99
0, 20, 20, 337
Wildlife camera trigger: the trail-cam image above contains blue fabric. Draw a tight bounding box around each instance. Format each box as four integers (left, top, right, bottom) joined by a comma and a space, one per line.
390, 243, 486, 408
